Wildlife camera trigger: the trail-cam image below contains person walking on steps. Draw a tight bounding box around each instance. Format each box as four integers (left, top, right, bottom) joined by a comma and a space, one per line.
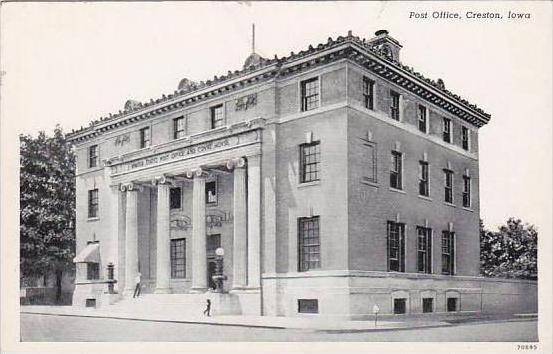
203, 299, 211, 316
133, 272, 142, 298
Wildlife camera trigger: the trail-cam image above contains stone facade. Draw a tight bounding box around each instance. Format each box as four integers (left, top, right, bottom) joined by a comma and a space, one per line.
68, 30, 536, 317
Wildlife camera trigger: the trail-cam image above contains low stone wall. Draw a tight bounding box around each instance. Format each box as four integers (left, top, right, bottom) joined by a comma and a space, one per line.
262, 271, 537, 318
72, 281, 120, 308
479, 277, 537, 314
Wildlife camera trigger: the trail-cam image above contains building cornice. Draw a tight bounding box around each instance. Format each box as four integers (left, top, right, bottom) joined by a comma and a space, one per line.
67, 31, 491, 144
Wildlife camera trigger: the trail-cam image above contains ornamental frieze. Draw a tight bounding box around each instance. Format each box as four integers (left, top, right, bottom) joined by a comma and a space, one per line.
235, 93, 257, 111
206, 209, 233, 229
169, 210, 232, 230
170, 213, 192, 230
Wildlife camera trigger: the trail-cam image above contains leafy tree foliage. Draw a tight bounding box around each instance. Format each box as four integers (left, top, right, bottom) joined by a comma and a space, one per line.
20, 126, 76, 301
480, 218, 538, 280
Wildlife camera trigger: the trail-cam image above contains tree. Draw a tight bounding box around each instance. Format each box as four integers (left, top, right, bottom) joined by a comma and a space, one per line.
20, 126, 76, 302
480, 218, 538, 280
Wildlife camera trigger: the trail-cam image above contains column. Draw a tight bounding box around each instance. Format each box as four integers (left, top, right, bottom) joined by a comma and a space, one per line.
109, 185, 124, 293
154, 177, 172, 293
247, 155, 262, 288
122, 183, 139, 295
191, 170, 207, 292
232, 158, 248, 289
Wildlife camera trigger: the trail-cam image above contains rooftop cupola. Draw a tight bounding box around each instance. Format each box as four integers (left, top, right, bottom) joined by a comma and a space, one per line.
367, 29, 403, 62
243, 24, 267, 69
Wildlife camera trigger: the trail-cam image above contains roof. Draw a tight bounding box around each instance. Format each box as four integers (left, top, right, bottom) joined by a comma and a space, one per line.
67, 30, 491, 143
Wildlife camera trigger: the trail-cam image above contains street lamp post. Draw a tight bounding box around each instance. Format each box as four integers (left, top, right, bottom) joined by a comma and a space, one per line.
212, 247, 227, 293
106, 262, 117, 294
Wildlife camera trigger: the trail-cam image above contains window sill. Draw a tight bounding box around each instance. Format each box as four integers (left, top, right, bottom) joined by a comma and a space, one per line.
360, 179, 378, 187
443, 202, 456, 208
86, 166, 103, 173
87, 217, 100, 222
299, 106, 320, 114
418, 195, 432, 201
389, 187, 406, 194
462, 206, 474, 212
298, 180, 320, 189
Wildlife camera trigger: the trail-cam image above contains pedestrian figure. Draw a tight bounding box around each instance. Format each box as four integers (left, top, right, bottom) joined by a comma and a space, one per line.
133, 272, 142, 298
203, 299, 211, 316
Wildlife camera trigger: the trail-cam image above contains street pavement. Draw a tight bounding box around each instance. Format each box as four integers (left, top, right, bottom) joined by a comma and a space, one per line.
20, 313, 538, 342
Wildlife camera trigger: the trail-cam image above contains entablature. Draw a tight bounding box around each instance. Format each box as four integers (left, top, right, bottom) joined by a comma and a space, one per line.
106, 118, 265, 180
67, 31, 490, 144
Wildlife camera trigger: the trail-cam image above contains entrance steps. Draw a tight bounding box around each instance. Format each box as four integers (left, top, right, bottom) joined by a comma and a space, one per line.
108, 293, 212, 318
108, 292, 249, 316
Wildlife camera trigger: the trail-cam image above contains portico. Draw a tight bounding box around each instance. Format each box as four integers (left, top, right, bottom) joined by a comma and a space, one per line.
109, 124, 264, 296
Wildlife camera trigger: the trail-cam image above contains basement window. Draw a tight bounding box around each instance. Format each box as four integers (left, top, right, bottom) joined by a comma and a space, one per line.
422, 298, 434, 313
393, 298, 407, 314
447, 297, 458, 312
298, 299, 319, 314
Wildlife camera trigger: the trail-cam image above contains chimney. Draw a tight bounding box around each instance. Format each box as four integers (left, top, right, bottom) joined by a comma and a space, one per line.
367, 29, 403, 61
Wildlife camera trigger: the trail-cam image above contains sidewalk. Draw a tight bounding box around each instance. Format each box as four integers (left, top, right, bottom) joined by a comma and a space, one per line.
20, 305, 453, 331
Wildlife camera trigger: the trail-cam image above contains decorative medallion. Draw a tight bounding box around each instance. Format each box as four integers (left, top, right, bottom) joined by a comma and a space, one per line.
206, 209, 233, 229
170, 213, 192, 230
235, 93, 257, 111
114, 133, 130, 147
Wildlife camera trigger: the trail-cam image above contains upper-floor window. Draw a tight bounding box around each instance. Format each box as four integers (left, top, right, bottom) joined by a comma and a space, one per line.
140, 127, 151, 148
298, 216, 320, 271
210, 104, 224, 129
417, 226, 432, 274
443, 118, 451, 143
174, 117, 186, 139
463, 174, 471, 208
390, 91, 400, 121
88, 145, 98, 168
387, 221, 405, 272
418, 105, 427, 133
390, 150, 403, 190
363, 77, 375, 110
206, 180, 218, 205
300, 141, 320, 183
88, 189, 99, 218
441, 231, 455, 275
170, 187, 182, 210
301, 77, 319, 112
362, 141, 377, 184
444, 169, 454, 204
419, 161, 429, 197
461, 126, 470, 151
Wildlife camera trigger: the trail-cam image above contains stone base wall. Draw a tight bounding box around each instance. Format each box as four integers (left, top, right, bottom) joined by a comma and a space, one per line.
262, 271, 537, 318
72, 282, 120, 308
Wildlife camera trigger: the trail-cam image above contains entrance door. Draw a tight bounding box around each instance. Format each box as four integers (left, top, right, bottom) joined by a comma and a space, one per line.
207, 261, 217, 290
206, 234, 221, 290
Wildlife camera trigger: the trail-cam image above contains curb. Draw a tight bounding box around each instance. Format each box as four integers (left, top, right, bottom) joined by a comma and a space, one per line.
21, 311, 288, 330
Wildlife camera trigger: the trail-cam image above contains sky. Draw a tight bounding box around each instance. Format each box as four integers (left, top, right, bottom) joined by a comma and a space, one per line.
1, 1, 551, 235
